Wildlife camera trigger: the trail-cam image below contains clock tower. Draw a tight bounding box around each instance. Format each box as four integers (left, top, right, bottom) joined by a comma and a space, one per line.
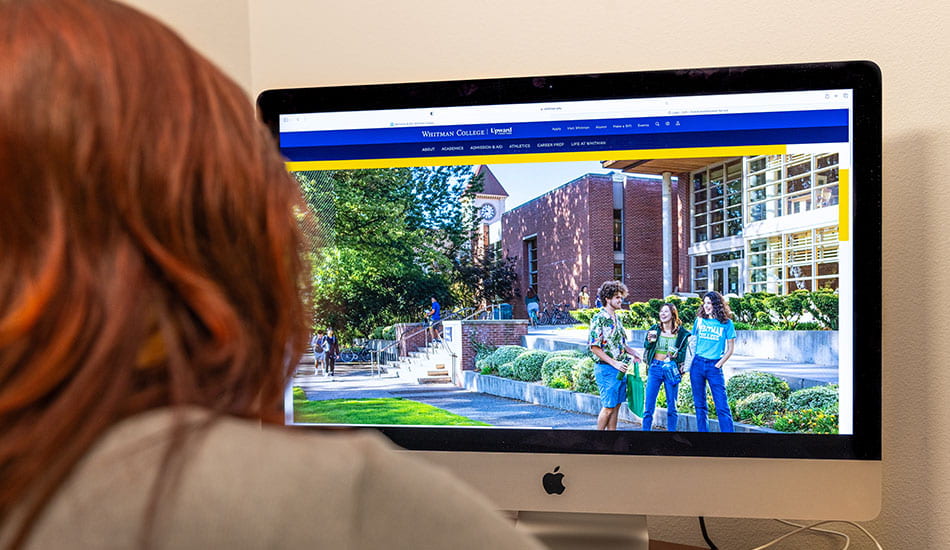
469, 165, 508, 260
471, 165, 507, 225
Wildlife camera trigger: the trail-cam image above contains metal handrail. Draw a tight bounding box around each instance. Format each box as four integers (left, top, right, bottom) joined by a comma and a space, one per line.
373, 305, 489, 360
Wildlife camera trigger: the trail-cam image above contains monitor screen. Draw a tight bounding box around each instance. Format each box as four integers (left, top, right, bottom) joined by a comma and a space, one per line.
258, 62, 881, 522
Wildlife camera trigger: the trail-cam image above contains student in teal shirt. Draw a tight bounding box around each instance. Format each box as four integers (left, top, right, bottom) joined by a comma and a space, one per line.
690, 291, 736, 432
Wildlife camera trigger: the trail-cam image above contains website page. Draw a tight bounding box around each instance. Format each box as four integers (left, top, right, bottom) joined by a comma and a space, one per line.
281, 90, 854, 435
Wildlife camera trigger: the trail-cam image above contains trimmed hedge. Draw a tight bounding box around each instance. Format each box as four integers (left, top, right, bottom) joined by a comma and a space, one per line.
570, 290, 837, 330
726, 371, 791, 403
572, 358, 598, 395
787, 385, 839, 411
511, 350, 549, 382
477, 345, 528, 374
734, 392, 785, 421
541, 356, 578, 387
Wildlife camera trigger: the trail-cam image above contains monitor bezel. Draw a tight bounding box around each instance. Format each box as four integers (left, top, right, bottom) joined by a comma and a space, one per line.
258, 61, 881, 462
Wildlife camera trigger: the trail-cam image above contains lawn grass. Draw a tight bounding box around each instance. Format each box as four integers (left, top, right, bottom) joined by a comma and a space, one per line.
293, 387, 490, 426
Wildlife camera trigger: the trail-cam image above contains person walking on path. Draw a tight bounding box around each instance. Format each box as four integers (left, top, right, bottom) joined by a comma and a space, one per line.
690, 291, 737, 432
426, 296, 442, 341
524, 287, 540, 326
325, 328, 340, 376
641, 303, 691, 431
312, 329, 328, 375
588, 281, 643, 430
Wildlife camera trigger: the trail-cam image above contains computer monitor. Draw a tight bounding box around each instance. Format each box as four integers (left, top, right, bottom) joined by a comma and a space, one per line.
258, 61, 881, 547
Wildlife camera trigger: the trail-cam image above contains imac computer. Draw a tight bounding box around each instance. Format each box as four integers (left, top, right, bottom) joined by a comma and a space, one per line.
258, 61, 881, 548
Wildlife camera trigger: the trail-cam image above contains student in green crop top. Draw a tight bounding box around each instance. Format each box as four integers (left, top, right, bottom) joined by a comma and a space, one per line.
641, 303, 691, 431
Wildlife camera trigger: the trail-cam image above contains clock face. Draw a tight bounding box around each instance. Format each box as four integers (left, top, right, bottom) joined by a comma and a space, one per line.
479, 203, 496, 221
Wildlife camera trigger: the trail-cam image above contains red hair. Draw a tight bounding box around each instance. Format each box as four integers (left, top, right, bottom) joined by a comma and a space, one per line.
0, 0, 309, 545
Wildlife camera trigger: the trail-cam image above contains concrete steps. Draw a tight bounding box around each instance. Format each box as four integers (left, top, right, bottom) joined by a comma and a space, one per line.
402, 345, 454, 384
418, 362, 451, 384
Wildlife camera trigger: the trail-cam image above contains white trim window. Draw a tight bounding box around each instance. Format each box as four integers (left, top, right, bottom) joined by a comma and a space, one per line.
692, 159, 743, 243
746, 153, 839, 223
747, 226, 839, 294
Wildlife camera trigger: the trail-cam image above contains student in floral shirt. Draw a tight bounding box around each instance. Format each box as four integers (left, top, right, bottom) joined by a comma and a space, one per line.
589, 281, 643, 430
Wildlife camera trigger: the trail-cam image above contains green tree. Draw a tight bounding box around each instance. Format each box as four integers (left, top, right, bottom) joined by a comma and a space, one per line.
452, 252, 520, 308
295, 167, 485, 340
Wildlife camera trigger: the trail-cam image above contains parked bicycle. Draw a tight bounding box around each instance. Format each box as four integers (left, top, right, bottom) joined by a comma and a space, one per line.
338, 345, 373, 363
538, 302, 577, 325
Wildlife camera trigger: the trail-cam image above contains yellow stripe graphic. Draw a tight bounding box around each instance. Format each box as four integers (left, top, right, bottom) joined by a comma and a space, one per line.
838, 168, 849, 241
284, 145, 786, 171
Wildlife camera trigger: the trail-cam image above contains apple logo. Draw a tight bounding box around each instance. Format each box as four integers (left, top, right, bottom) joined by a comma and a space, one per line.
542, 466, 566, 495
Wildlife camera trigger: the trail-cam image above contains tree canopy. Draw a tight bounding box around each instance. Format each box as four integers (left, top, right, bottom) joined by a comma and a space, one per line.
295, 166, 519, 341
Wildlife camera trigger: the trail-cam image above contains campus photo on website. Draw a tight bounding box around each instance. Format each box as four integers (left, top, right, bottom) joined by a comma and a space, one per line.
287, 151, 850, 435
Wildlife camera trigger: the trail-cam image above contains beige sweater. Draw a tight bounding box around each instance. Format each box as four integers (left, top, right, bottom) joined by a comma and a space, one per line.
4, 409, 543, 549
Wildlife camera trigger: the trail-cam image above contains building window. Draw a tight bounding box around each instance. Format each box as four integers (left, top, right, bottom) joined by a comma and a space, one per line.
691, 250, 743, 294
746, 153, 839, 223
525, 237, 538, 292
747, 226, 838, 294
614, 263, 624, 282
692, 160, 743, 242
613, 209, 623, 252
693, 255, 708, 292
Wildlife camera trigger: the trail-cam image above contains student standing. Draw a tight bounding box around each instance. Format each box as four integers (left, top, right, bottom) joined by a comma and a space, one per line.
577, 285, 591, 309
690, 291, 736, 432
588, 281, 643, 430
641, 304, 691, 431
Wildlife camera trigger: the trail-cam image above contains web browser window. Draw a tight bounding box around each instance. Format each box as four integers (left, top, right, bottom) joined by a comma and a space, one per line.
281, 88, 855, 436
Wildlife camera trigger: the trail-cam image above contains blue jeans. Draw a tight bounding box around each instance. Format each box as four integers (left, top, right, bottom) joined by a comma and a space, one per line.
690, 356, 734, 432
642, 359, 679, 431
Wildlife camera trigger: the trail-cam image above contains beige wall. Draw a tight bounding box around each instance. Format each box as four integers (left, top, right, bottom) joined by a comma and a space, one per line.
121, 0, 252, 91
129, 1, 950, 548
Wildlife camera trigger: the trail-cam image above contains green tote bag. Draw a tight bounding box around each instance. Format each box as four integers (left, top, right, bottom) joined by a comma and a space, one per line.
626, 362, 645, 418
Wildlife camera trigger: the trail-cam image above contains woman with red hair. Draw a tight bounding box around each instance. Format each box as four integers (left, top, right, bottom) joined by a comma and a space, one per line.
0, 1, 541, 548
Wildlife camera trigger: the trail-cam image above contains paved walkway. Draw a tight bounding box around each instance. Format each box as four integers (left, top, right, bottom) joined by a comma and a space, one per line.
293, 364, 639, 430
293, 326, 837, 430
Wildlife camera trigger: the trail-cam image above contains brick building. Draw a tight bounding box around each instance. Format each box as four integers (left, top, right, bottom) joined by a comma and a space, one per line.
484, 152, 841, 319
499, 172, 691, 318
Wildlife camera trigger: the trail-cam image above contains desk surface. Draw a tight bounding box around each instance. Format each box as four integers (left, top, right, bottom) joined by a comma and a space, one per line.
652, 541, 704, 550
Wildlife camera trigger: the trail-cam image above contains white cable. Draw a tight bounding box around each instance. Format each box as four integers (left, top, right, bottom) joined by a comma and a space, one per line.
748, 519, 883, 550
775, 519, 850, 549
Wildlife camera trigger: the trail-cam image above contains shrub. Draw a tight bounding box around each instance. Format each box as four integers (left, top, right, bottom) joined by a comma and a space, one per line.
550, 348, 588, 359
734, 392, 785, 421
497, 362, 517, 379
477, 361, 497, 375
572, 358, 599, 395
805, 288, 839, 330
787, 385, 839, 412
541, 356, 578, 387
569, 308, 598, 325
481, 345, 527, 371
511, 350, 549, 381
726, 371, 791, 403
548, 376, 572, 389
772, 408, 839, 434
676, 373, 717, 417
472, 341, 498, 363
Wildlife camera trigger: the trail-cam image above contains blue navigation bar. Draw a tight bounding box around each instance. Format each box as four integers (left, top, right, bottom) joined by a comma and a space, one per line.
280, 109, 848, 149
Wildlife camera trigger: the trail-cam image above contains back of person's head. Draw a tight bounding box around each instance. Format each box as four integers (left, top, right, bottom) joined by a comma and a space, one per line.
0, 0, 308, 542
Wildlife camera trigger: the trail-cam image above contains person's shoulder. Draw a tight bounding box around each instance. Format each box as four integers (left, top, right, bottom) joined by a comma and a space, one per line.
24, 408, 401, 548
